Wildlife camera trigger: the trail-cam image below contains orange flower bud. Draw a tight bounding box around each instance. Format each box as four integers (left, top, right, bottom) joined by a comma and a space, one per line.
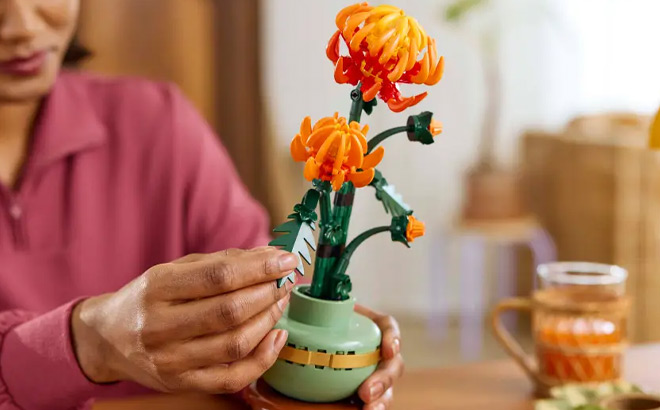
406, 215, 425, 242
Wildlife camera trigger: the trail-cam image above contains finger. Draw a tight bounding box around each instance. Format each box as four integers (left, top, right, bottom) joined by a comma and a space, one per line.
363, 387, 393, 410
358, 356, 404, 404
169, 297, 289, 368
166, 280, 294, 339
355, 305, 401, 360
158, 249, 299, 300
172, 247, 274, 264
246, 246, 278, 253
181, 328, 288, 394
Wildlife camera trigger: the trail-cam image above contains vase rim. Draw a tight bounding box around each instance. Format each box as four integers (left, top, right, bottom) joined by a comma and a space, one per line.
292, 285, 356, 305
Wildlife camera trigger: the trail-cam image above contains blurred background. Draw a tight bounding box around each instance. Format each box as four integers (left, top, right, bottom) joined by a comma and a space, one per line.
76, 0, 660, 368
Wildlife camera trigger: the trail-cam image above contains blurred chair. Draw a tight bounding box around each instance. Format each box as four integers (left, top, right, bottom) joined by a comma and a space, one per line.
429, 167, 556, 360
430, 217, 556, 360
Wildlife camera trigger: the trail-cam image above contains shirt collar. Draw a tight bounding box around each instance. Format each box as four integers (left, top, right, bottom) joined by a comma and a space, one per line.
29, 71, 107, 171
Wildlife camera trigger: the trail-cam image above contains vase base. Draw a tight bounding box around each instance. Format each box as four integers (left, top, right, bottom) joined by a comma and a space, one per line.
242, 379, 362, 410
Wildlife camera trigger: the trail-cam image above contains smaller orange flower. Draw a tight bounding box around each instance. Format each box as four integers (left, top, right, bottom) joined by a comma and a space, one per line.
290, 113, 385, 191
429, 119, 443, 136
406, 215, 425, 242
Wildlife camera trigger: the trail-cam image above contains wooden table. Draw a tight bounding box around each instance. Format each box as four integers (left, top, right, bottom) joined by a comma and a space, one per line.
94, 345, 660, 410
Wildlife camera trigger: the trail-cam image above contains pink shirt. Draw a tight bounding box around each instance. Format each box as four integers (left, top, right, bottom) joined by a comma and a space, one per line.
0, 71, 270, 409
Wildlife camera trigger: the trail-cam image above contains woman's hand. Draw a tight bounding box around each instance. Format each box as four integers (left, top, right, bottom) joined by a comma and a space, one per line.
71, 247, 298, 394
355, 305, 404, 410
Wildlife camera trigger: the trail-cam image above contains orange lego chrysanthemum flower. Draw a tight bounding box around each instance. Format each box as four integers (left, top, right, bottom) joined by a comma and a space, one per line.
291, 113, 385, 191
405, 215, 425, 242
327, 2, 444, 113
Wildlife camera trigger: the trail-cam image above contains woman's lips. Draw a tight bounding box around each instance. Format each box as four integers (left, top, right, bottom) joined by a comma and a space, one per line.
0, 51, 48, 77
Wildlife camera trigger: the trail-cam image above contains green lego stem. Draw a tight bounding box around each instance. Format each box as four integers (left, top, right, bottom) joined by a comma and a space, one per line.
308, 183, 338, 299
317, 181, 333, 229
324, 85, 367, 300
308, 85, 366, 301
366, 125, 411, 154
307, 84, 373, 301
333, 226, 390, 278
349, 84, 365, 124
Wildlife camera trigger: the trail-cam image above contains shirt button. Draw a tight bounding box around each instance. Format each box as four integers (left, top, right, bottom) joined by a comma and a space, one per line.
9, 203, 22, 219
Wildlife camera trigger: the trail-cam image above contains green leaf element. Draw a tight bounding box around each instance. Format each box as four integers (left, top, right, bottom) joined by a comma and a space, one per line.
363, 98, 377, 115
370, 170, 413, 217
270, 218, 317, 287
269, 189, 319, 288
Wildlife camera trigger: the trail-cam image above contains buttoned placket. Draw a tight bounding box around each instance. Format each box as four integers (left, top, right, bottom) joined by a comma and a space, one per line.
0, 183, 27, 249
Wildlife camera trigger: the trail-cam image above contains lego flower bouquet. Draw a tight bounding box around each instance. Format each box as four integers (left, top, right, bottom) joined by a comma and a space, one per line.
262, 2, 445, 402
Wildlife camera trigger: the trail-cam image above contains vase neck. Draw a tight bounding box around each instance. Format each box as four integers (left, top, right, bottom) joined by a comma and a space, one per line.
288, 285, 355, 327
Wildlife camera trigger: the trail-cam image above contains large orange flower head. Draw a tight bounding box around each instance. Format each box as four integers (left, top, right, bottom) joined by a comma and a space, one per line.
290, 113, 385, 191
327, 3, 444, 113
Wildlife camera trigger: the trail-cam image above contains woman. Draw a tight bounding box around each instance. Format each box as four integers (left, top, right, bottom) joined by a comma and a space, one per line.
0, 1, 403, 409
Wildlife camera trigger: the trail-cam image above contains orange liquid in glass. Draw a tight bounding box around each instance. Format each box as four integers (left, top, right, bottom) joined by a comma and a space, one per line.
537, 317, 622, 382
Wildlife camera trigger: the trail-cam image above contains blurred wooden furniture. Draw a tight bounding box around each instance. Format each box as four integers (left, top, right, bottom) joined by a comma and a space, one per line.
78, 0, 217, 124
522, 113, 659, 342
76, 0, 273, 212
462, 167, 528, 221
93, 344, 660, 410
429, 216, 555, 360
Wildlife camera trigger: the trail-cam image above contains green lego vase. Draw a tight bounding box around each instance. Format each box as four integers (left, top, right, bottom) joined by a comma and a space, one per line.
262, 285, 381, 403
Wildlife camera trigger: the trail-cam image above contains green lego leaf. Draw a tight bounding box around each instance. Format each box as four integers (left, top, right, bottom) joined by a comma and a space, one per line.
270, 217, 316, 287
269, 189, 319, 288
369, 170, 413, 217
362, 97, 377, 115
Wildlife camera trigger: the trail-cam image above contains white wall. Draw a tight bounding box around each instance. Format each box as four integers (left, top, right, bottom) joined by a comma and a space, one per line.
261, 0, 660, 316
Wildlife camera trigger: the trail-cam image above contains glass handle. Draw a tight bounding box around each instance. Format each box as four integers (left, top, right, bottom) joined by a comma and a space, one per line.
490, 298, 544, 386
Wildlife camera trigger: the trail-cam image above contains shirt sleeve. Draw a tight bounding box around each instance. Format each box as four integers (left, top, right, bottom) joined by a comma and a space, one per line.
167, 86, 272, 253
0, 301, 149, 410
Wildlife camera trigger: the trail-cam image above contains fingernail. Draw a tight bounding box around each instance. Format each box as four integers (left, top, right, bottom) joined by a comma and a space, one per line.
277, 294, 290, 311
284, 274, 297, 291
392, 338, 400, 356
274, 330, 288, 351
369, 383, 384, 401
278, 253, 298, 271
372, 403, 385, 410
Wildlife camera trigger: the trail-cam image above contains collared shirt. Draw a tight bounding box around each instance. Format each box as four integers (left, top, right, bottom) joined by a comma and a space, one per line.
0, 71, 270, 410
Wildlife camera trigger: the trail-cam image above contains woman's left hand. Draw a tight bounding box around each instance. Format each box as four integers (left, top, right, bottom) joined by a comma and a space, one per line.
355, 305, 404, 410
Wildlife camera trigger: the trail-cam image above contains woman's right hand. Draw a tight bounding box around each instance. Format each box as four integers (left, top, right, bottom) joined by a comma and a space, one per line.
70, 247, 298, 394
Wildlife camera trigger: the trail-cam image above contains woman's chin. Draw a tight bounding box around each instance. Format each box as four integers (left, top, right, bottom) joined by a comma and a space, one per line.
0, 65, 59, 103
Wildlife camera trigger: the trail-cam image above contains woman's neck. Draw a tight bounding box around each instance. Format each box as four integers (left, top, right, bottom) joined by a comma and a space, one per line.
0, 100, 41, 190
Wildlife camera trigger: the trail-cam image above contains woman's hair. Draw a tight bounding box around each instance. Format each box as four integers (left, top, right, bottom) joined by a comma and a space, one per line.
63, 37, 91, 66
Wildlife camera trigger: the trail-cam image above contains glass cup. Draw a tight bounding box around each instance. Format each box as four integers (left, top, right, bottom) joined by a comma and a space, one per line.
492, 262, 630, 395
537, 261, 627, 295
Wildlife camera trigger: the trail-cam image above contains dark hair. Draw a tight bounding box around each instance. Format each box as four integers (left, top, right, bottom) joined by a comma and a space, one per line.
63, 37, 91, 66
